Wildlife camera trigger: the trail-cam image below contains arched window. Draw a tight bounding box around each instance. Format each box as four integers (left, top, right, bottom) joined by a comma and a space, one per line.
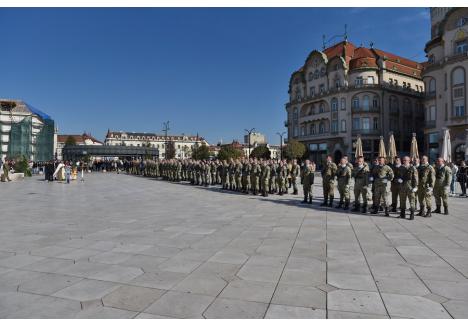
320, 67, 326, 76
331, 98, 338, 111
293, 108, 298, 120
311, 124, 316, 135
319, 103, 325, 113
319, 121, 325, 134
314, 70, 319, 79
362, 95, 370, 111
372, 96, 379, 108
352, 97, 360, 109
389, 96, 399, 113
308, 72, 313, 81
452, 67, 465, 117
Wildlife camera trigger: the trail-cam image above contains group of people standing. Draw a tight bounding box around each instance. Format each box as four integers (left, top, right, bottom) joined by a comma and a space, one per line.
321, 154, 455, 220
127, 154, 459, 221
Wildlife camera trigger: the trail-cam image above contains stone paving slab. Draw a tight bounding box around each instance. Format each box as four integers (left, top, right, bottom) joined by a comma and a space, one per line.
1, 173, 468, 318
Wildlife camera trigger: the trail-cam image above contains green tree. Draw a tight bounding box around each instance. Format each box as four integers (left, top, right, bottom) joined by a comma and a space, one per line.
13, 155, 32, 177
192, 144, 211, 160
283, 139, 306, 160
165, 141, 176, 159
217, 145, 244, 161
250, 145, 271, 159
64, 136, 77, 146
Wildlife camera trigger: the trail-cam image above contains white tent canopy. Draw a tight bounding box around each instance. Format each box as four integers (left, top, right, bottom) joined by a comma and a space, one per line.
441, 128, 452, 163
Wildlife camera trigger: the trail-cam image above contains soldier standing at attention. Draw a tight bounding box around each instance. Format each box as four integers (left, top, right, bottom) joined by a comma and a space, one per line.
301, 160, 315, 204
390, 157, 402, 212
417, 155, 435, 217
290, 159, 300, 195
336, 158, 352, 210
320, 155, 337, 207
352, 156, 370, 213
398, 156, 419, 220
260, 161, 271, 197
433, 157, 452, 215
278, 160, 289, 196
270, 160, 278, 194
251, 159, 261, 195
370, 156, 394, 216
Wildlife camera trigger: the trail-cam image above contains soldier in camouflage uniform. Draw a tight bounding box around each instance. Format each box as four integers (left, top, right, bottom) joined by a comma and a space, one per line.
352, 156, 370, 213
229, 159, 236, 191
235, 159, 243, 192
260, 160, 271, 197
301, 160, 315, 204
398, 156, 419, 220
278, 160, 288, 196
270, 160, 278, 194
417, 155, 435, 218
390, 157, 402, 212
370, 156, 394, 216
336, 158, 352, 210
433, 157, 452, 215
251, 159, 261, 195
321, 155, 337, 207
290, 159, 300, 195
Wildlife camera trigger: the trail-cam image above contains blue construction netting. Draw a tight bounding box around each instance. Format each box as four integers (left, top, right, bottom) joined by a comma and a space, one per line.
25, 102, 52, 120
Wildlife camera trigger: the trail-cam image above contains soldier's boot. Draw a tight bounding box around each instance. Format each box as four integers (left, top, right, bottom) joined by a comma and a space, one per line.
384, 207, 390, 217
302, 195, 308, 203
335, 200, 343, 209
370, 205, 378, 214
379, 205, 384, 212
432, 205, 441, 214
409, 209, 415, 220
351, 202, 360, 212
443, 205, 449, 215
293, 190, 298, 195
417, 206, 425, 216
328, 196, 334, 207
400, 209, 406, 219
320, 196, 328, 207
361, 204, 368, 214
424, 209, 432, 218
391, 204, 397, 213
344, 200, 350, 210
308, 196, 313, 204
263, 191, 268, 197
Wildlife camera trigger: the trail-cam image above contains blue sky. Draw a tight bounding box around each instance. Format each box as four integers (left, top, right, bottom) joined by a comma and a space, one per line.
0, 7, 430, 144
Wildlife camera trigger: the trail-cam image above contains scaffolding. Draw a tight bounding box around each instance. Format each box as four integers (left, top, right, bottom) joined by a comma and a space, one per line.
35, 119, 55, 161
8, 116, 32, 159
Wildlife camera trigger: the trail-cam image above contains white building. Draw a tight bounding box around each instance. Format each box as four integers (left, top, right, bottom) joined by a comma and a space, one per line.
104, 130, 209, 159
56, 133, 103, 160
0, 99, 55, 161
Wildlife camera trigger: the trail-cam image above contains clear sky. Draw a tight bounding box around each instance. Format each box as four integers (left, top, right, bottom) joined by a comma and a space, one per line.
0, 7, 430, 145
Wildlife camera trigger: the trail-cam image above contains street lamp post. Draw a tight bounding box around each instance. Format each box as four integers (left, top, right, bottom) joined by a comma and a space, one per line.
244, 128, 256, 159
162, 121, 170, 159
277, 131, 286, 160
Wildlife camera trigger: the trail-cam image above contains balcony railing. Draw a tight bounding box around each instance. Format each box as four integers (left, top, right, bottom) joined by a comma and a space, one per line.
351, 106, 381, 113
423, 52, 468, 73
352, 129, 381, 136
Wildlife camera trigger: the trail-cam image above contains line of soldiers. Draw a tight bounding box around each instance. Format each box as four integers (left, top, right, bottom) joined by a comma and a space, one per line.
321, 154, 452, 220
126, 158, 314, 199
126, 153, 452, 221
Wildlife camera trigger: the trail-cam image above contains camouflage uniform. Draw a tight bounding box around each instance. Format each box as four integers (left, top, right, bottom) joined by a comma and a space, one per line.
352, 163, 370, 213
251, 162, 261, 195
321, 161, 337, 207
433, 165, 452, 215
336, 164, 352, 209
260, 163, 271, 197
290, 163, 300, 195
301, 164, 315, 204
417, 163, 435, 217
370, 164, 394, 216
390, 164, 402, 212
398, 164, 419, 219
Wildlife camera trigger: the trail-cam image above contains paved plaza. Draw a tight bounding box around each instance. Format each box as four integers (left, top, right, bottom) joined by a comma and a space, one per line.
1, 173, 468, 318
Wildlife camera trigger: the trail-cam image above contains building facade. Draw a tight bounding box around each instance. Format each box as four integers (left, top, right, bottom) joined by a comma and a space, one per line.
285, 40, 425, 164
56, 133, 103, 160
104, 130, 209, 159
244, 132, 267, 145
422, 7, 468, 162
0, 99, 55, 162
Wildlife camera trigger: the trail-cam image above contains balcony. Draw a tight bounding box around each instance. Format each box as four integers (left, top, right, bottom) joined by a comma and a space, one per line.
423, 52, 468, 73
425, 120, 436, 129
351, 106, 381, 114
352, 129, 381, 136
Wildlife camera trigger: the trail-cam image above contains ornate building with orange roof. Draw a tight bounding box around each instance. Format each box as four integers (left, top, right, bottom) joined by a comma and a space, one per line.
285, 39, 425, 164
422, 8, 468, 162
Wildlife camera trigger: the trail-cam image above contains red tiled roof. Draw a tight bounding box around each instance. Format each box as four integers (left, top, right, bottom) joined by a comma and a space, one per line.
58, 133, 103, 145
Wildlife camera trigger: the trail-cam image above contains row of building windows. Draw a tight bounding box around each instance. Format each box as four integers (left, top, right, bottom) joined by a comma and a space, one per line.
352, 117, 379, 130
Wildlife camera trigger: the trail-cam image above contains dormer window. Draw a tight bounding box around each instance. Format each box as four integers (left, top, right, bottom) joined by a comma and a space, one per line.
355, 76, 363, 86
455, 40, 468, 55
